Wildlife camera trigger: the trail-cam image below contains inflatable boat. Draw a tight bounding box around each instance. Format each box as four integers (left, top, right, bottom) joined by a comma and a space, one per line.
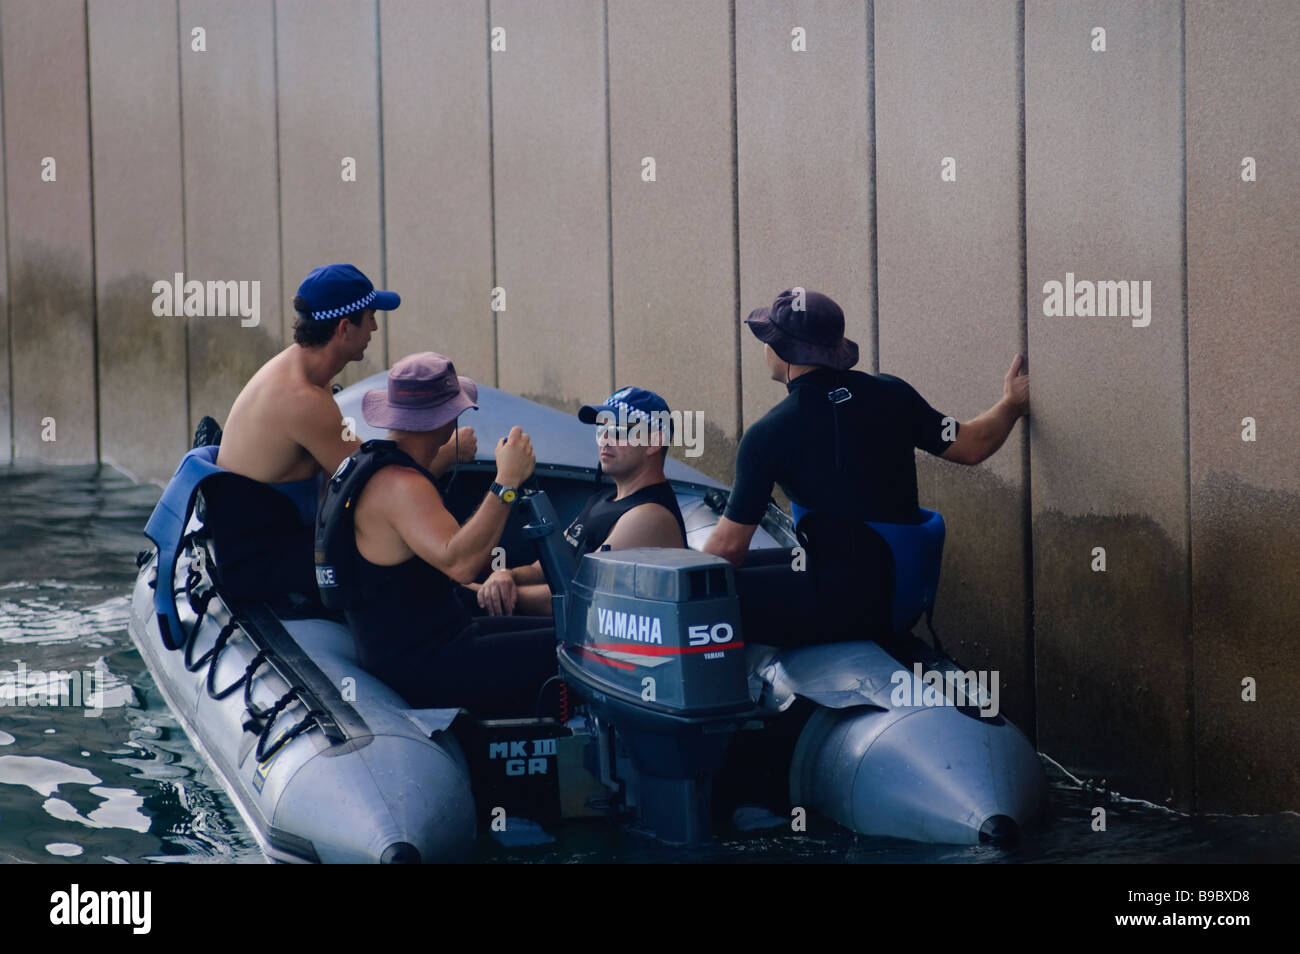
126, 371, 1047, 863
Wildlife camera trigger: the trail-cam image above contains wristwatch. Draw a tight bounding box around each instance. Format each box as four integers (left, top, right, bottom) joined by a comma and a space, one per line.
489, 481, 518, 504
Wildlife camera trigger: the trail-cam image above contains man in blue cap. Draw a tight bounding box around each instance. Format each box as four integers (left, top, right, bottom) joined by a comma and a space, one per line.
474, 386, 687, 617
209, 264, 474, 601
704, 288, 1029, 646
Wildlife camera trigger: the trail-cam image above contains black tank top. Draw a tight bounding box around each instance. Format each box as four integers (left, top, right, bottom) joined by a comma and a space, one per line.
562, 481, 687, 558
343, 471, 472, 681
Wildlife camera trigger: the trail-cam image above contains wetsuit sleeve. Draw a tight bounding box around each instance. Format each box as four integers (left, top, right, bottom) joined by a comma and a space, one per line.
723, 425, 775, 525
885, 374, 957, 456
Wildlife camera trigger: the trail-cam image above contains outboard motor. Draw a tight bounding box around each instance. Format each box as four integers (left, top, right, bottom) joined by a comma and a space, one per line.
518, 490, 755, 845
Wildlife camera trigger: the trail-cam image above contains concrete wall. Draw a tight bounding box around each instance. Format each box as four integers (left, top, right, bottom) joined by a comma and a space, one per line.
736, 0, 873, 438
380, 0, 494, 384
2, 0, 97, 463
1026, 0, 1190, 806
1186, 0, 1300, 813
275, 0, 386, 387
87, 0, 188, 480
1, 0, 1297, 816
609, 0, 737, 479
0, 28, 9, 463
489, 0, 610, 412
875, 0, 1031, 725
180, 0, 283, 437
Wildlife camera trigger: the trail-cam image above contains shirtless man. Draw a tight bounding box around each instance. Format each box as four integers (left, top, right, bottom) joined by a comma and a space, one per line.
208, 264, 472, 601
217, 263, 474, 520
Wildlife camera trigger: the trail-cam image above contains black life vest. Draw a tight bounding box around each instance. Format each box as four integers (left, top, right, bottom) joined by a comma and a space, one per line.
314, 439, 432, 610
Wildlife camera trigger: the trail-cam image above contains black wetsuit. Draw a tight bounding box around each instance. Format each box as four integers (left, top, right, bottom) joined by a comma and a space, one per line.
342, 465, 557, 717
563, 481, 688, 557
725, 368, 956, 647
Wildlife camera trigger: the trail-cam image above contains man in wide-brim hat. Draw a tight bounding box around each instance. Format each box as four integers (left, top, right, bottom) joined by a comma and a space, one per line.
323, 352, 558, 717
703, 287, 1029, 646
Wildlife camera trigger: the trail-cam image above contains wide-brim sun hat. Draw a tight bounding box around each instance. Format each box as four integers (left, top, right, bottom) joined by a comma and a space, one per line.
362, 352, 478, 431
744, 288, 858, 370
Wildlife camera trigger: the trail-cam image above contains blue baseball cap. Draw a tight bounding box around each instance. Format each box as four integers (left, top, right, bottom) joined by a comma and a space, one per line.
578, 385, 673, 440
296, 264, 400, 320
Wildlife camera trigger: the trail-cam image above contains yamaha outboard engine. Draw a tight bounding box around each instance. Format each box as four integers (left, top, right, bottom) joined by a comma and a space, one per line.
519, 490, 754, 845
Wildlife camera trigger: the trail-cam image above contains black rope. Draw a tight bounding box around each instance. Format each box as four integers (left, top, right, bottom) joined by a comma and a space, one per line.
256, 705, 325, 764
241, 653, 272, 716
208, 642, 263, 701
181, 597, 220, 671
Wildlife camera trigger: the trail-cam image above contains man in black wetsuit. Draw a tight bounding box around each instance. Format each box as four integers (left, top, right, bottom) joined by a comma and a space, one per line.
321, 352, 555, 717
474, 386, 688, 617
703, 288, 1029, 647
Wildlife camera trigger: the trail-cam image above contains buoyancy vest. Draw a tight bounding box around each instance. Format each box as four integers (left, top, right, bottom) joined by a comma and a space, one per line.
314, 439, 436, 610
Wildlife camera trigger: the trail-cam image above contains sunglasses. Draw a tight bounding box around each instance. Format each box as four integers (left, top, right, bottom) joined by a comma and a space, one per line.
595, 423, 631, 442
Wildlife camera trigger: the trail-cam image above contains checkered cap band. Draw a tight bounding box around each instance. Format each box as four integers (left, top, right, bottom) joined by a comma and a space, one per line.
312, 289, 376, 320
599, 399, 669, 433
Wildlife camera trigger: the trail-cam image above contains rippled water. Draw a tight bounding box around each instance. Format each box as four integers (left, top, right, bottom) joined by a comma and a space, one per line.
1, 463, 1297, 864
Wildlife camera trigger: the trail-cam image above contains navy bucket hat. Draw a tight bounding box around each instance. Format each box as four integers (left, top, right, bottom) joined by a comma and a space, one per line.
745, 288, 858, 370
297, 264, 400, 320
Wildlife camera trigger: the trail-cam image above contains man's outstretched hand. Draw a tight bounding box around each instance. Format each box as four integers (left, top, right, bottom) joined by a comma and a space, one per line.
1003, 353, 1029, 418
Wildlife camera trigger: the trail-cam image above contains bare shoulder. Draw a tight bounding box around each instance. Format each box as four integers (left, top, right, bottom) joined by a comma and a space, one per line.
608, 501, 685, 549
363, 464, 437, 511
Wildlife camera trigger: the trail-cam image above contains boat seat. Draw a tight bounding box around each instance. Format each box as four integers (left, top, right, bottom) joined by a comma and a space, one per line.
790, 503, 945, 635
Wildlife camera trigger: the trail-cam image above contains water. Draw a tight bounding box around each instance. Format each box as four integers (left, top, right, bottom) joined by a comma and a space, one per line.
2, 463, 1297, 864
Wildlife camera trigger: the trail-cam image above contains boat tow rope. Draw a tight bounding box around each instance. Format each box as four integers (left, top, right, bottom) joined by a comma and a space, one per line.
170, 538, 334, 766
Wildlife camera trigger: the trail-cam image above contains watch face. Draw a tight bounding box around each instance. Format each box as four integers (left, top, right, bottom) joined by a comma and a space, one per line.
502, 489, 517, 503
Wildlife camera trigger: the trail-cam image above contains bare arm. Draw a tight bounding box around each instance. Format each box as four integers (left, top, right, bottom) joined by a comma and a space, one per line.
294, 388, 363, 475
602, 503, 686, 551
428, 426, 478, 477
479, 503, 685, 616
940, 354, 1029, 466
383, 426, 536, 584
383, 471, 516, 584
703, 516, 758, 568
511, 561, 547, 586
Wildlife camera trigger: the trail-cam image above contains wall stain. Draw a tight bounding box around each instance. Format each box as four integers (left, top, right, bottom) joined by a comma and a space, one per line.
916, 454, 1033, 729
1191, 471, 1300, 813
1033, 509, 1194, 811
95, 275, 188, 481
8, 250, 96, 461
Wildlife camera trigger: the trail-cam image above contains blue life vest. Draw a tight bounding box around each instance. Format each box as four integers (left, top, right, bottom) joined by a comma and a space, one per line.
790, 502, 945, 634
143, 446, 225, 650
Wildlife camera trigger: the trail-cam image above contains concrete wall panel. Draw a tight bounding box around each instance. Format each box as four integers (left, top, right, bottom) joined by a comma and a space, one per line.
180, 0, 283, 437
608, 0, 736, 481
276, 0, 386, 388
1026, 0, 1191, 805
88, 0, 188, 482
1, 0, 97, 463
1186, 0, 1300, 813
380, 0, 494, 383
0, 41, 9, 462
875, 0, 1030, 723
489, 0, 609, 412
736, 0, 873, 437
